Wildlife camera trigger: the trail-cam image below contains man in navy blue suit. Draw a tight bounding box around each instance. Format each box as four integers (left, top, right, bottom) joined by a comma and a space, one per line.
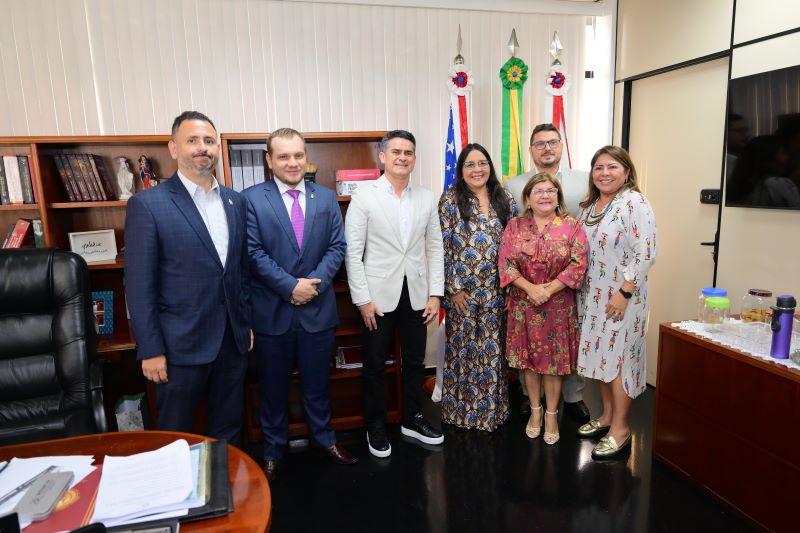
243, 128, 357, 481
125, 111, 251, 445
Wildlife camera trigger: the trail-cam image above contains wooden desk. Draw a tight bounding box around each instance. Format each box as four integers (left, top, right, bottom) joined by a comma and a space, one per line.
0, 431, 271, 532
655, 323, 800, 532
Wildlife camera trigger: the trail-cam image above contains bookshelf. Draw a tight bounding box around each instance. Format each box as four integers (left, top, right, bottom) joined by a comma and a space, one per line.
0, 136, 175, 354
221, 132, 402, 440
0, 135, 178, 430
0, 132, 400, 441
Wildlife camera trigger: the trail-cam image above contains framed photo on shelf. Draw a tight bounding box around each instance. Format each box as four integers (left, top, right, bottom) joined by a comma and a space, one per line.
68, 229, 117, 263
91, 291, 114, 334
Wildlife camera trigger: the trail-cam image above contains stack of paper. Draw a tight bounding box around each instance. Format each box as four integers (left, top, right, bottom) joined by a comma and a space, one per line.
90, 439, 209, 528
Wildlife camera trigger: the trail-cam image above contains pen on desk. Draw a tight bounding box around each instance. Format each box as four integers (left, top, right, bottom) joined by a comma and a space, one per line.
0, 465, 58, 506
0, 462, 9, 477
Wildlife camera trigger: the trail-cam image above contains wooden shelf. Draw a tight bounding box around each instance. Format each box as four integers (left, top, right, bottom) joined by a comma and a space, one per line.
0, 204, 40, 211
50, 200, 128, 209
88, 261, 125, 271
335, 327, 362, 337
96, 318, 135, 353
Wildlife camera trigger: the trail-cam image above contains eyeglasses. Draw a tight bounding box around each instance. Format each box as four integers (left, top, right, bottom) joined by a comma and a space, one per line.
531, 188, 558, 196
463, 160, 490, 170
531, 139, 561, 150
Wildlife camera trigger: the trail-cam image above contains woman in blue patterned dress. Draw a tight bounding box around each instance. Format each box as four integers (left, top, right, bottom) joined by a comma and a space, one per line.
438, 143, 517, 431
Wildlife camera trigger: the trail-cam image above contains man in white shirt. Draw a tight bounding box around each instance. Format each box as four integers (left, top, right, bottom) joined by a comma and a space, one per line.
504, 123, 592, 423
345, 130, 445, 457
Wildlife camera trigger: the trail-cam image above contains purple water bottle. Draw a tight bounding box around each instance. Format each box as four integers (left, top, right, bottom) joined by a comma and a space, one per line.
770, 294, 796, 359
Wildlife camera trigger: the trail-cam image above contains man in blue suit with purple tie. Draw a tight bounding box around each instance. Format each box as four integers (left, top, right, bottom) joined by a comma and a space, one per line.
125, 111, 251, 445
243, 128, 357, 482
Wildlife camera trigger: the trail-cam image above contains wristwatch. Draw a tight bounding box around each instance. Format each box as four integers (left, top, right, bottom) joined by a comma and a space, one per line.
619, 288, 633, 299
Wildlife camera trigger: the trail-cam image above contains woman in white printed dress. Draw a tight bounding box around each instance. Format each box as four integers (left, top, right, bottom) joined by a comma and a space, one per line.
576, 145, 657, 460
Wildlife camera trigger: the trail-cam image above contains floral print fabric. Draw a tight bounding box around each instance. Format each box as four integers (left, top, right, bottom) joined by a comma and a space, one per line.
499, 215, 588, 375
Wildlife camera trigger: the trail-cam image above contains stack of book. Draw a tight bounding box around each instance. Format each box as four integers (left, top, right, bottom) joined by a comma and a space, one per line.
335, 168, 381, 196
0, 155, 36, 205
1, 218, 43, 248
52, 154, 118, 202
229, 145, 266, 192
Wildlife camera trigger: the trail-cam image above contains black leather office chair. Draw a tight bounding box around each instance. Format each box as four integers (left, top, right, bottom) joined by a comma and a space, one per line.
0, 248, 107, 445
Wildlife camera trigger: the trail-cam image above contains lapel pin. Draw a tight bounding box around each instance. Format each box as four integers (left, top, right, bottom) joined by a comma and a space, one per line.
310, 193, 314, 199
228, 198, 234, 205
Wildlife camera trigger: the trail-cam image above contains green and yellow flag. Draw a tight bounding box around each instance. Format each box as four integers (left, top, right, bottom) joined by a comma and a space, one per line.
499, 57, 528, 182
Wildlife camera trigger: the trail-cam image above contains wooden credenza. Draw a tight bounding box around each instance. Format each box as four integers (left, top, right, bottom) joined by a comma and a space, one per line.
655, 323, 800, 532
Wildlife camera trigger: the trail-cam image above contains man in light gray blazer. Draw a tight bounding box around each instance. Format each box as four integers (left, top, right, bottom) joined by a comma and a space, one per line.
345, 130, 445, 458
505, 123, 592, 423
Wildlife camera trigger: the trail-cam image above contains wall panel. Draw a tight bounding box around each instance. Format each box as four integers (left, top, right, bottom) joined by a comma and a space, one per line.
616, 0, 733, 81
734, 0, 800, 44
0, 0, 611, 193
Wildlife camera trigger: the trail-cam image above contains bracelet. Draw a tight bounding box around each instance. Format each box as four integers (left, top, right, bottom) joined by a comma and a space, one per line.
619, 288, 633, 299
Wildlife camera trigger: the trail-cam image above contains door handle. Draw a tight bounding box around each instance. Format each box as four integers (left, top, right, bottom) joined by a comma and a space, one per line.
700, 241, 716, 246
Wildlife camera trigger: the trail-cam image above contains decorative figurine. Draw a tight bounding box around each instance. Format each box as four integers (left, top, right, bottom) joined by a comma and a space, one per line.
116, 157, 135, 200
304, 162, 317, 182
138, 155, 158, 189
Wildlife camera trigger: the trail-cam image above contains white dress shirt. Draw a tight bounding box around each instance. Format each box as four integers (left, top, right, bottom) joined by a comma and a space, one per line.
274, 178, 306, 216
177, 171, 229, 266
376, 175, 413, 248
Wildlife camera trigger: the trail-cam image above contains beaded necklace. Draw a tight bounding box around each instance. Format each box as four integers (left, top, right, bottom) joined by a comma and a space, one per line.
584, 189, 625, 227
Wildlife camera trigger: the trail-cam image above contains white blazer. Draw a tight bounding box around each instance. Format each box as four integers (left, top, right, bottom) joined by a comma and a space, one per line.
345, 176, 444, 312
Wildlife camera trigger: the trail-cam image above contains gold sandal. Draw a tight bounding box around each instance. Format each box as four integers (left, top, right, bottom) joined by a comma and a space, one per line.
525, 405, 543, 438
543, 410, 560, 445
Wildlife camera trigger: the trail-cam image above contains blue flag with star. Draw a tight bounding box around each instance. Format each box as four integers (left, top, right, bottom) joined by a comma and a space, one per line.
444, 106, 457, 190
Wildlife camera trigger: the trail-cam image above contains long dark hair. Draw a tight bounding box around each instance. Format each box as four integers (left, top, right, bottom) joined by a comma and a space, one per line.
453, 143, 512, 227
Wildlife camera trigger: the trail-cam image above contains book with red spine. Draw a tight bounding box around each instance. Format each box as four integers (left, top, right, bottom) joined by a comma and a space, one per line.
3, 218, 32, 248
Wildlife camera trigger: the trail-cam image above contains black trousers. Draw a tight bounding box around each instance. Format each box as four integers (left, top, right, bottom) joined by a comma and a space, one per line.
362, 279, 427, 428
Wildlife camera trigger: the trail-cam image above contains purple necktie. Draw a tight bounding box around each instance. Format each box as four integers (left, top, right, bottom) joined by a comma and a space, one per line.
287, 189, 304, 247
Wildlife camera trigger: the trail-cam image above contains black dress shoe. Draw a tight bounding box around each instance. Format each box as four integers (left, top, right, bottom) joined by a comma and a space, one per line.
262, 459, 280, 482
319, 443, 359, 465
401, 413, 444, 445
564, 400, 591, 423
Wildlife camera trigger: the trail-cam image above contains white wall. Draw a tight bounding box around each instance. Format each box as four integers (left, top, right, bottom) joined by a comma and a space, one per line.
734, 0, 800, 44
0, 0, 613, 194
616, 0, 733, 80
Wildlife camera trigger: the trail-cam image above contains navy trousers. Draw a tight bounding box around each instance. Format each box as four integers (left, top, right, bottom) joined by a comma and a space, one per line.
155, 320, 247, 445
255, 315, 336, 461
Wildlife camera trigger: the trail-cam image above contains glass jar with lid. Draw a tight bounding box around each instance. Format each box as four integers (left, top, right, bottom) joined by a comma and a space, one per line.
702, 296, 731, 332
741, 289, 773, 323
698, 287, 727, 320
